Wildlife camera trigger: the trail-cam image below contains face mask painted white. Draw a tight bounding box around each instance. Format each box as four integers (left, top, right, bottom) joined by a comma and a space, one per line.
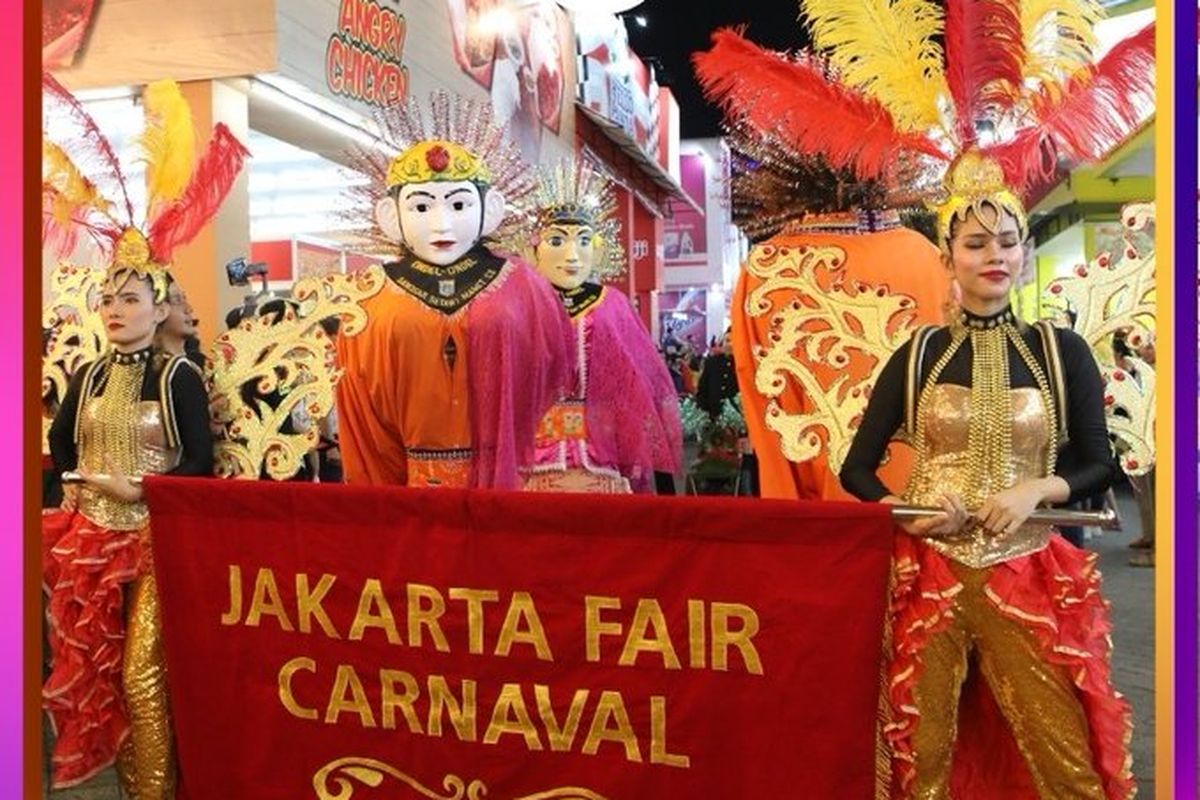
375, 180, 507, 267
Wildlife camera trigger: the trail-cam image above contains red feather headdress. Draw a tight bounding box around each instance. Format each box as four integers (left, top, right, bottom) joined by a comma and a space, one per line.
693, 0, 1155, 243
42, 73, 250, 300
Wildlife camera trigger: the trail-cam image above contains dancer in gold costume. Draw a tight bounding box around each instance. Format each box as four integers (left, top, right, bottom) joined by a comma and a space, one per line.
841, 155, 1133, 799
696, 0, 1153, 795
41, 75, 248, 796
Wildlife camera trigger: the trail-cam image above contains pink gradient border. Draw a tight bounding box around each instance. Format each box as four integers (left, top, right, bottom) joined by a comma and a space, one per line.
1, 0, 22, 790
3, 0, 23, 788
10, 0, 1198, 798
4, 0, 26, 794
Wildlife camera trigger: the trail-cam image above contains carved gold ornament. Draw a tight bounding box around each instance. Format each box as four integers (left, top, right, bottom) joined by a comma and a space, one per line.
743, 241, 920, 472
1102, 359, 1154, 476
42, 261, 106, 453
313, 756, 609, 800
1044, 202, 1155, 476
207, 266, 385, 480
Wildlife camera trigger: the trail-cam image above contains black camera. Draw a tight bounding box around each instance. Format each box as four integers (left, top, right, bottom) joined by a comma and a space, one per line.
225, 257, 269, 287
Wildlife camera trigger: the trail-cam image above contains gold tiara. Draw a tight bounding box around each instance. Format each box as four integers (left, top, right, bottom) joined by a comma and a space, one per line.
107, 227, 169, 302
934, 151, 1027, 247
385, 140, 491, 189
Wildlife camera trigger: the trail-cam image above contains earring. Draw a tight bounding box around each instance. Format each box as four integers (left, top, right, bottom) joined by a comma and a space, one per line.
943, 277, 963, 328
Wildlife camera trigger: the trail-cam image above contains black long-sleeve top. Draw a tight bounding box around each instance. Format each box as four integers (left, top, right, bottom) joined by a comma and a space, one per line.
49, 349, 214, 477
839, 316, 1119, 504
696, 353, 738, 418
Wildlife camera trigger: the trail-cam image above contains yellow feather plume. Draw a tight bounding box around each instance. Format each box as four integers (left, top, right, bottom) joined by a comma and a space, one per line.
138, 80, 196, 210
801, 0, 949, 135
1020, 0, 1103, 91
42, 139, 108, 219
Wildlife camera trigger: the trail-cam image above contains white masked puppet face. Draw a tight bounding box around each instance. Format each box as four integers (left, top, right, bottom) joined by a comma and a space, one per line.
375, 180, 506, 267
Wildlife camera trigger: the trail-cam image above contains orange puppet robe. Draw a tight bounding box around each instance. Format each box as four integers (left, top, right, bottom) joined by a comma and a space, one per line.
731, 216, 948, 501
336, 253, 574, 489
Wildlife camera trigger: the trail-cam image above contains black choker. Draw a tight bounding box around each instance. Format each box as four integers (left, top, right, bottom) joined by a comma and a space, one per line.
961, 308, 1017, 330
384, 248, 505, 314
112, 347, 153, 365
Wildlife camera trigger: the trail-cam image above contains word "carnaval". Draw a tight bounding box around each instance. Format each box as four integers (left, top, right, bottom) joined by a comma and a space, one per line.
278, 659, 691, 768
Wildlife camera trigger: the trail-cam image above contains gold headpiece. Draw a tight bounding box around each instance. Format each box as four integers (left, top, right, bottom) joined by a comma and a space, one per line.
108, 227, 170, 302
520, 160, 625, 280
386, 140, 491, 190
695, 2, 1154, 242
934, 151, 1027, 249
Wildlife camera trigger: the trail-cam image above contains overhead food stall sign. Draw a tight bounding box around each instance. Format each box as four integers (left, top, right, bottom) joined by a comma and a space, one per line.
325, 0, 411, 106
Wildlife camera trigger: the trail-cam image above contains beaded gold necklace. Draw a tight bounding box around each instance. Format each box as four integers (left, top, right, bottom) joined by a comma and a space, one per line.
910, 309, 1059, 509
88, 348, 150, 479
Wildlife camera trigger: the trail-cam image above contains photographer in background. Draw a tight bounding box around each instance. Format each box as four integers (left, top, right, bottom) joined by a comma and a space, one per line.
223, 256, 272, 329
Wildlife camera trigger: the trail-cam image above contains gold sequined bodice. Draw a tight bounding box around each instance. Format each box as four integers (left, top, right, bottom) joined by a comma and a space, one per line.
77, 361, 181, 530
905, 385, 1055, 567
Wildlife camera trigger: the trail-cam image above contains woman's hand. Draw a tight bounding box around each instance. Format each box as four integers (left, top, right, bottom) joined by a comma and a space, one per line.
884, 492, 970, 539
78, 457, 142, 503
975, 480, 1048, 536
60, 483, 79, 512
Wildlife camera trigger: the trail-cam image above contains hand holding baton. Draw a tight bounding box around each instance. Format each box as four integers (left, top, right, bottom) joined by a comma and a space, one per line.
61, 471, 143, 486
889, 504, 1119, 531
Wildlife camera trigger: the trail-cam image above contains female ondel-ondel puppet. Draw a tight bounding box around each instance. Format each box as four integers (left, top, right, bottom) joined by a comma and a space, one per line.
698, 1, 1153, 797
517, 159, 682, 493
336, 92, 574, 489
41, 74, 249, 796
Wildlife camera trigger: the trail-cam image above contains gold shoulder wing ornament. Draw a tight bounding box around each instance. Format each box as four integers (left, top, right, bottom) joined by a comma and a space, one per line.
42, 261, 106, 453
1044, 202, 1156, 476
207, 265, 386, 480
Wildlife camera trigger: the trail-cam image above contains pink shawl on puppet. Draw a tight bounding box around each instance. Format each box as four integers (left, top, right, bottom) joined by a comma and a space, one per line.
579, 288, 683, 492
468, 260, 576, 489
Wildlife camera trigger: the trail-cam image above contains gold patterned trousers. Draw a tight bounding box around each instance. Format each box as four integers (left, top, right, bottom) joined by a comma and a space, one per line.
909, 563, 1104, 800
116, 571, 175, 799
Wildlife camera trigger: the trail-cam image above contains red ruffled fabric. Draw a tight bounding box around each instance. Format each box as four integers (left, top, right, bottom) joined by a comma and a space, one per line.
885, 534, 962, 793
42, 509, 145, 789
885, 534, 1135, 800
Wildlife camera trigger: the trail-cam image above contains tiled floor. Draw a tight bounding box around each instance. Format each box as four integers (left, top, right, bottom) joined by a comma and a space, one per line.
42, 488, 1158, 798
1099, 488, 1157, 798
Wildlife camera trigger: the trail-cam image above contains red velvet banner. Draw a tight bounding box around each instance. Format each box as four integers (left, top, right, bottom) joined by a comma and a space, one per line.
145, 477, 893, 799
